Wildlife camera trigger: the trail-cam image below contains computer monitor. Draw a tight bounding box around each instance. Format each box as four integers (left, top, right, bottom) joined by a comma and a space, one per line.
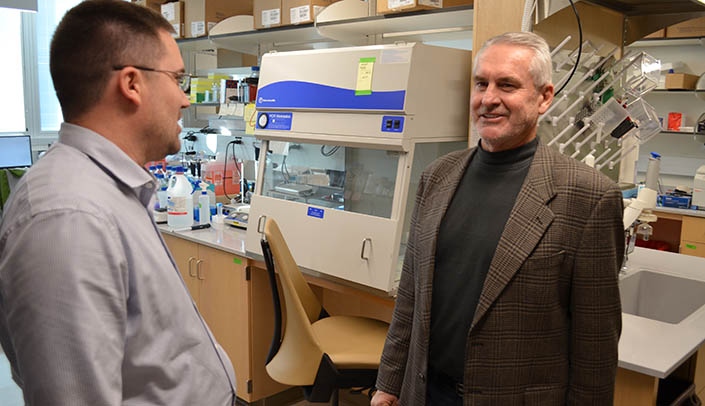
0, 135, 33, 169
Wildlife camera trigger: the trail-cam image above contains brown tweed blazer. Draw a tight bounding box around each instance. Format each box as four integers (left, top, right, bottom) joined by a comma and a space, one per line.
376, 142, 624, 405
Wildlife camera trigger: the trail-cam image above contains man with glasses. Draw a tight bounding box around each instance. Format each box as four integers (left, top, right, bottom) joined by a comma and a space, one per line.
0, 1, 236, 404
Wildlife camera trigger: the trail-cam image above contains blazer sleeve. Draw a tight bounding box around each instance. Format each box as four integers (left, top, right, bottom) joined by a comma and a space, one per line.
567, 182, 624, 404
375, 171, 428, 396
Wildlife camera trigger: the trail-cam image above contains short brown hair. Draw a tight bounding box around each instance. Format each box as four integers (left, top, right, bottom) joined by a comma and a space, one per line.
50, 0, 175, 121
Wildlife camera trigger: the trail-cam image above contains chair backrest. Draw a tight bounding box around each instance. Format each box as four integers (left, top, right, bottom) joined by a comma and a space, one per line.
262, 217, 325, 386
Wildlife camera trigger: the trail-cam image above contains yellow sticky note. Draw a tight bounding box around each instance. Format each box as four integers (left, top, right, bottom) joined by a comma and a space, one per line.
355, 57, 375, 96
244, 103, 256, 134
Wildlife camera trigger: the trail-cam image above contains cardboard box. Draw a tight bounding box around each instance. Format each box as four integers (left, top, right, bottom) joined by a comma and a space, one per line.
283, 0, 332, 25
643, 28, 665, 39
666, 16, 705, 39
162, 1, 184, 24
255, 0, 282, 29
171, 23, 185, 38
162, 1, 184, 38
377, 0, 472, 15
132, 0, 163, 12
184, 0, 253, 38
665, 73, 699, 90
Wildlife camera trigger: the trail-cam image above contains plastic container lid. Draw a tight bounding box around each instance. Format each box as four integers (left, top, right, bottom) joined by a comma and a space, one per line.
650, 151, 661, 159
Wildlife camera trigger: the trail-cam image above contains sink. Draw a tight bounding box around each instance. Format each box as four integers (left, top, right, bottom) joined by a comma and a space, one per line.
620, 270, 705, 324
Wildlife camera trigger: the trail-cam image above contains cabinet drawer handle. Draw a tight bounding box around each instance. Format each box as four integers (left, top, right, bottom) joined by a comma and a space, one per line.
257, 215, 267, 235
188, 257, 197, 278
196, 259, 205, 280
360, 237, 372, 260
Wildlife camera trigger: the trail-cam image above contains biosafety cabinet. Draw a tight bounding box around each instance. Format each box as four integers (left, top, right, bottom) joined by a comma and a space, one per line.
245, 43, 470, 295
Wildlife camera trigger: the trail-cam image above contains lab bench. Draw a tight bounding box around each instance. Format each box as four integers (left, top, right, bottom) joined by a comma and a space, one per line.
158, 224, 394, 404
160, 225, 705, 405
616, 248, 705, 405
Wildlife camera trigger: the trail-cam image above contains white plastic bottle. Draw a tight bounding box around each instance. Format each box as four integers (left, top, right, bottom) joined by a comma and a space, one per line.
155, 172, 168, 210
197, 182, 210, 225
167, 166, 194, 229
645, 151, 661, 191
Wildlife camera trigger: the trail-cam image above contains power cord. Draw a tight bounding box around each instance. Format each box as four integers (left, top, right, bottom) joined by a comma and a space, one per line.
554, 0, 582, 97
320, 145, 340, 157
223, 138, 243, 202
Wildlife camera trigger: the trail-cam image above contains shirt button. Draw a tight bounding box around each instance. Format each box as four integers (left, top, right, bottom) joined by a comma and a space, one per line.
418, 372, 426, 383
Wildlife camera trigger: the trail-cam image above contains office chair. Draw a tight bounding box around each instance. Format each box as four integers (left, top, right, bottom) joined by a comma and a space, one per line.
260, 217, 389, 405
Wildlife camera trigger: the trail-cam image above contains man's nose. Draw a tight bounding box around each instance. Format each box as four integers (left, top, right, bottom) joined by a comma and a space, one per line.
482, 84, 500, 105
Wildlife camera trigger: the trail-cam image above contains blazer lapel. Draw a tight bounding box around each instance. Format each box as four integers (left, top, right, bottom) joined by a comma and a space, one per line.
471, 144, 557, 329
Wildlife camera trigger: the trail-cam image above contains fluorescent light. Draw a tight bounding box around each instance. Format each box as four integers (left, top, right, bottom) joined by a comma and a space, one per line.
382, 26, 470, 39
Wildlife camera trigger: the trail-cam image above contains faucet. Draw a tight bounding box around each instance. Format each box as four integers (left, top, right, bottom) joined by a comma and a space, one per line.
635, 222, 653, 241
621, 220, 654, 275
621, 227, 636, 276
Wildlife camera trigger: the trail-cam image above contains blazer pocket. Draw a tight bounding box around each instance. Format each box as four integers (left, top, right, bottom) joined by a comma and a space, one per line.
523, 385, 566, 405
516, 250, 566, 305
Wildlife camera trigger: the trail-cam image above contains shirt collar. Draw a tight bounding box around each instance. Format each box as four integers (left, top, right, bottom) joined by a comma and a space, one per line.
58, 122, 157, 207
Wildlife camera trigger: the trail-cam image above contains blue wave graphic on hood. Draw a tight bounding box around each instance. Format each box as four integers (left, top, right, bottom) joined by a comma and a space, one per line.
256, 81, 405, 111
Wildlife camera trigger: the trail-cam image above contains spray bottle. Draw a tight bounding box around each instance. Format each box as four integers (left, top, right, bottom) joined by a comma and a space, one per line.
197, 182, 210, 225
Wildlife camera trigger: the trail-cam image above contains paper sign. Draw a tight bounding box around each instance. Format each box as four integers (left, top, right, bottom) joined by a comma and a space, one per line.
356, 57, 375, 96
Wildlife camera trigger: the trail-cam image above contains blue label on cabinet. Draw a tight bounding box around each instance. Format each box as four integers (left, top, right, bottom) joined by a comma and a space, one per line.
307, 207, 324, 219
257, 112, 293, 130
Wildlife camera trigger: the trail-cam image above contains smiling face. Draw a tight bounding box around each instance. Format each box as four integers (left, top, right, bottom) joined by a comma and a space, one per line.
471, 43, 553, 152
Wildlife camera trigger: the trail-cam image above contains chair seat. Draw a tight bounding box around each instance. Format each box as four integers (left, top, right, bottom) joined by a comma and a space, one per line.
312, 316, 389, 369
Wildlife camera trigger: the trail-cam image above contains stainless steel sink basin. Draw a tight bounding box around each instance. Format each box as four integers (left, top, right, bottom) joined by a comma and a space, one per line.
620, 270, 705, 324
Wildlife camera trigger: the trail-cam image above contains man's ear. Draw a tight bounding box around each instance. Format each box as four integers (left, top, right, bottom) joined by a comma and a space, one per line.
538, 83, 554, 114
115, 68, 143, 107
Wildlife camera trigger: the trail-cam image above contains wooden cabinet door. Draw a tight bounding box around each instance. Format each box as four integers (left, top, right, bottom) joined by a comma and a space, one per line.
695, 347, 705, 398
162, 233, 200, 304
682, 216, 705, 244
197, 246, 253, 402
681, 240, 705, 258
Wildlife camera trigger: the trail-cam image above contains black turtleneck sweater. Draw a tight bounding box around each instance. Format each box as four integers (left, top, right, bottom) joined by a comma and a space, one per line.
428, 138, 538, 382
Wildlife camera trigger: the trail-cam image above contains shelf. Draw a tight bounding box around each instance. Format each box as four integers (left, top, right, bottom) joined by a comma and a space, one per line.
629, 37, 705, 47
209, 23, 336, 55
585, 0, 705, 16
316, 5, 473, 48
648, 89, 704, 95
178, 4, 474, 55
659, 130, 703, 136
176, 36, 215, 52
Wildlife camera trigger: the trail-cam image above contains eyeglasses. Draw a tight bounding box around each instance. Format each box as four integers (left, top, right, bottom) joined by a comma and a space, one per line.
113, 65, 192, 92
